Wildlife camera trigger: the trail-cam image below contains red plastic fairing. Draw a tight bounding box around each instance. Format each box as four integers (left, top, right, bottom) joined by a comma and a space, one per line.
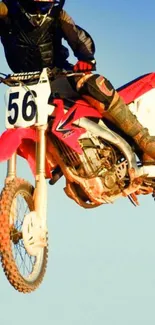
52, 98, 102, 154
118, 73, 155, 104
0, 128, 52, 177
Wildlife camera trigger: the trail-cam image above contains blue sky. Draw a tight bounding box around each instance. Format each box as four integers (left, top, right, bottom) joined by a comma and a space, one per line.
0, 0, 155, 324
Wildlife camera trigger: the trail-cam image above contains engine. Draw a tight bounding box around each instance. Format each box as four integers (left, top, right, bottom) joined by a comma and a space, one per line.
53, 131, 128, 191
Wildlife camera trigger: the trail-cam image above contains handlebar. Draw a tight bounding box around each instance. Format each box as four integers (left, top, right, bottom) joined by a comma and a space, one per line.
0, 68, 89, 86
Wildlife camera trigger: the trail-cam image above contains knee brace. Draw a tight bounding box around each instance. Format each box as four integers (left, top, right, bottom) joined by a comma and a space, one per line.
78, 74, 115, 109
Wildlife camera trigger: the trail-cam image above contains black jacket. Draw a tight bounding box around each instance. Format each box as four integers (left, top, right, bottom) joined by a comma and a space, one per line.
0, 8, 95, 72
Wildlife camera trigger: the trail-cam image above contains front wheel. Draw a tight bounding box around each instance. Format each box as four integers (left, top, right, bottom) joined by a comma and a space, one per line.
0, 178, 48, 293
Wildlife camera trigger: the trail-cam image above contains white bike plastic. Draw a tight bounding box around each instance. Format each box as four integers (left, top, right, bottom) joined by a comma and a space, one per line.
129, 88, 155, 136
5, 68, 55, 128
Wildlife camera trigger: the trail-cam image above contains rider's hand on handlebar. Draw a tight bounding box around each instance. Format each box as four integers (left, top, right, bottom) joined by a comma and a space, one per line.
73, 60, 96, 73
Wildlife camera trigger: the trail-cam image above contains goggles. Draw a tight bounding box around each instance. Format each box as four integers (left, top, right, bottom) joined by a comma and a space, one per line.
26, 2, 55, 14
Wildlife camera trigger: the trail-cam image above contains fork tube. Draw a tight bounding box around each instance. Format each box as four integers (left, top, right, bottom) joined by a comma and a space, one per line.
36, 126, 46, 177
34, 125, 47, 228
6, 152, 17, 182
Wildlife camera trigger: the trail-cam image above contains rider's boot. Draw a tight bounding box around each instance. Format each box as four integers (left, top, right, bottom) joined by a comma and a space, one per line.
78, 74, 155, 164
107, 96, 155, 164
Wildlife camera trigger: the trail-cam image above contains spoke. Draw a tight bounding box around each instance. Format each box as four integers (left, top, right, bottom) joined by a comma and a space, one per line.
12, 243, 18, 260
16, 196, 22, 219
17, 197, 24, 226
9, 190, 43, 282
16, 244, 31, 275
23, 248, 28, 276
10, 192, 36, 278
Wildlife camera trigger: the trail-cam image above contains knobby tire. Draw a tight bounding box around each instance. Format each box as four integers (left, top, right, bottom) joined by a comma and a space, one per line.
0, 178, 48, 293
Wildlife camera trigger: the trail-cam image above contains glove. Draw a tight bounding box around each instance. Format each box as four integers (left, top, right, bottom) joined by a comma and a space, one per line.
73, 60, 96, 72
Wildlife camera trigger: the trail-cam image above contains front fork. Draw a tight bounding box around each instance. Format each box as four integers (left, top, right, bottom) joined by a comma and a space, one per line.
34, 125, 47, 230
6, 152, 17, 181
6, 126, 48, 242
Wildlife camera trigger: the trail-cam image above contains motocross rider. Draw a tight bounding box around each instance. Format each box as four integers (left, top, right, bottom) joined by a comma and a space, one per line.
0, 0, 155, 164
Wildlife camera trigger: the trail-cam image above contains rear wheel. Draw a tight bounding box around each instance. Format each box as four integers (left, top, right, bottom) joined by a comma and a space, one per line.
0, 178, 48, 293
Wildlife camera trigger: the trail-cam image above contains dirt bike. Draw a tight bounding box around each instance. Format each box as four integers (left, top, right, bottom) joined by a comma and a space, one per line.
0, 68, 155, 294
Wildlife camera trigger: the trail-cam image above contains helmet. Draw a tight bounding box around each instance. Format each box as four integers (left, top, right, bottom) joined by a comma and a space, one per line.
18, 0, 65, 26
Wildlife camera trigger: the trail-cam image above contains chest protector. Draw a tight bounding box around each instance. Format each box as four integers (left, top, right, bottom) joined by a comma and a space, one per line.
1, 14, 61, 72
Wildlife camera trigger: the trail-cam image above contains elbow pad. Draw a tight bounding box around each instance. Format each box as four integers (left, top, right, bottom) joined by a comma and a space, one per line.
0, 2, 8, 17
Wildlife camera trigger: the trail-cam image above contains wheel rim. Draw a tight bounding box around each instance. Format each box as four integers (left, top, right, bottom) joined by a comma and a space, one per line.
10, 190, 45, 283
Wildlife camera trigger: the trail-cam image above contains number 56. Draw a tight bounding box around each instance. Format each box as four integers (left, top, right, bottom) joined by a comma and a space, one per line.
8, 90, 37, 125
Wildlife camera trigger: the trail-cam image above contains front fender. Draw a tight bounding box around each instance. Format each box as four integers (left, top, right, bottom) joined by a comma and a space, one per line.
0, 128, 37, 162
0, 128, 55, 178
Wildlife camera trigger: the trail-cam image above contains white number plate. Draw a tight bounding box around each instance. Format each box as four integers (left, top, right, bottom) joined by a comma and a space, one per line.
5, 74, 53, 128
